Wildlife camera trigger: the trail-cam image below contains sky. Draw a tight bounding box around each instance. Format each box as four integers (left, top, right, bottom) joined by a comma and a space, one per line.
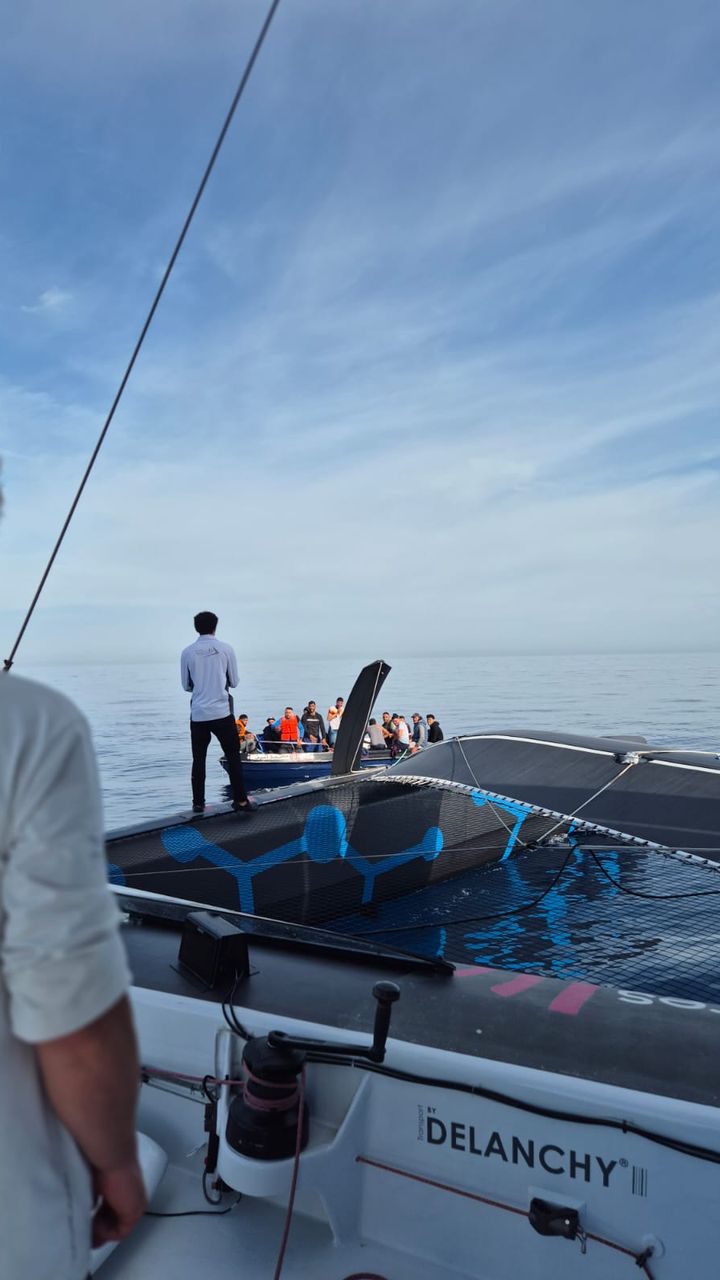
1, 0, 719, 663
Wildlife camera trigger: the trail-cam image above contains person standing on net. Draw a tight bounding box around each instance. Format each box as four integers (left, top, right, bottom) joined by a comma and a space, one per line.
180, 611, 251, 813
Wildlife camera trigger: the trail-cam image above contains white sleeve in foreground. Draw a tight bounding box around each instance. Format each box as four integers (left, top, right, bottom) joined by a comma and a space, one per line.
3, 708, 130, 1044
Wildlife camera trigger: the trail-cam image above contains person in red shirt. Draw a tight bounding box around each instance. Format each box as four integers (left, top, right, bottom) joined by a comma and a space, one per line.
278, 706, 301, 753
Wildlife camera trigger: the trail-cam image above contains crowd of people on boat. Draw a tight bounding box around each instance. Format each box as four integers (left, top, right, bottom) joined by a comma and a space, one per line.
235, 702, 444, 757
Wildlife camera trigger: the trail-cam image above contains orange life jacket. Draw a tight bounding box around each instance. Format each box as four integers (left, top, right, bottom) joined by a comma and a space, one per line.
280, 715, 300, 742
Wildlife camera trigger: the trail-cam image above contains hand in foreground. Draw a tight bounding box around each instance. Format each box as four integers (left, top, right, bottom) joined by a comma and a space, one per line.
92, 1159, 147, 1247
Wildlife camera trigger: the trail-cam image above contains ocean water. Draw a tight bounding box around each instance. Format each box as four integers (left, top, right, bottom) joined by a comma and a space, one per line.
25, 651, 719, 830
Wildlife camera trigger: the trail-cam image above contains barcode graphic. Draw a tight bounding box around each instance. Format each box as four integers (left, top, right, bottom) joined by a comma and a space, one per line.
632, 1166, 648, 1197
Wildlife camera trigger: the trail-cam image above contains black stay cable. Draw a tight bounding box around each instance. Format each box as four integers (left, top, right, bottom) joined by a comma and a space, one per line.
354, 837, 720, 938
588, 850, 720, 900
222, 970, 251, 1040
357, 847, 578, 936
304, 1053, 720, 1169
2, 0, 283, 673
146, 1197, 240, 1219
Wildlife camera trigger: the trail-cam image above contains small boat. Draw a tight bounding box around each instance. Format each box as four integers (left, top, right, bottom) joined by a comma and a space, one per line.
220, 659, 394, 792
227, 745, 392, 792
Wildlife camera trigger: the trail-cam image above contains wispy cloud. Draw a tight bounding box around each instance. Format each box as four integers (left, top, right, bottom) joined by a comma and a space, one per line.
21, 286, 74, 317
1, 0, 720, 661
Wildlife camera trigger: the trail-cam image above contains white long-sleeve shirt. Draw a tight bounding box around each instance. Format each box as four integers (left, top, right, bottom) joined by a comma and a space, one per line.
180, 634, 239, 721
0, 674, 130, 1280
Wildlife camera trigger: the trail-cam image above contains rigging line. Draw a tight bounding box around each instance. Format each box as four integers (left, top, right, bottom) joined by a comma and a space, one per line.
626, 748, 720, 758
587, 850, 720, 901
355, 836, 720, 937
452, 743, 636, 847
107, 832, 568, 877
355, 1157, 656, 1279
107, 837, 720, 884
109, 844, 553, 878
2, 0, 283, 675
454, 737, 527, 846
536, 760, 638, 844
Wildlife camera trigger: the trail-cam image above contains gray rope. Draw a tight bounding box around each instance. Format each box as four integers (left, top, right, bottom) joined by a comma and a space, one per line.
3, 0, 283, 672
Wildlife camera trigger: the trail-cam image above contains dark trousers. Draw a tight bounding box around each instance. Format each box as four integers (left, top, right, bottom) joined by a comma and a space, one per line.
190, 714, 248, 806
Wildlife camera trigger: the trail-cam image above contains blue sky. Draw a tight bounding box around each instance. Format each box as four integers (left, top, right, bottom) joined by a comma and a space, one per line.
1, 0, 719, 662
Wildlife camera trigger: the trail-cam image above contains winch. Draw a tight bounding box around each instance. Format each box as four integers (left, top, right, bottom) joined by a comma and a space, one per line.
216, 981, 400, 1205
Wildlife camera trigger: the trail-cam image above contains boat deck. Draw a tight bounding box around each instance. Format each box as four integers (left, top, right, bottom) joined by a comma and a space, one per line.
104, 899, 720, 1280
119, 899, 720, 1108
100, 1157, 457, 1280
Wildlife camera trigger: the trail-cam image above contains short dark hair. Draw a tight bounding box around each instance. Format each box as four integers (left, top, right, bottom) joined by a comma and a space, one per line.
369, 718, 377, 725
427, 714, 435, 720
194, 611, 218, 634
285, 706, 293, 712
239, 714, 248, 721
336, 697, 344, 703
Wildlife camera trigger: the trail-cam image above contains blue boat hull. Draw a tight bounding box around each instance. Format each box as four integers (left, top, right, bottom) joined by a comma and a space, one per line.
229, 750, 392, 792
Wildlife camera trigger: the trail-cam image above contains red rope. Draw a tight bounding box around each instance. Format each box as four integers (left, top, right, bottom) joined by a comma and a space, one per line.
357, 1155, 528, 1217
585, 1232, 656, 1279
356, 1155, 655, 1278
271, 1069, 306, 1280
242, 1063, 300, 1113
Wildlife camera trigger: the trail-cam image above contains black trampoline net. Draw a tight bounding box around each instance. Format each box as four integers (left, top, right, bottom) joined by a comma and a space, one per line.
109, 773, 720, 1005
107, 776, 563, 927
326, 838, 720, 1006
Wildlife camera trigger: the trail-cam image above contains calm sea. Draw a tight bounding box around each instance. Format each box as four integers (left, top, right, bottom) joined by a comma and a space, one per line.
25, 651, 719, 830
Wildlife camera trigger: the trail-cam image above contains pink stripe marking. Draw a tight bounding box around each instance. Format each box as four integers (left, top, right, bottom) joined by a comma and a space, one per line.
454, 966, 493, 979
491, 975, 544, 997
548, 982, 598, 1016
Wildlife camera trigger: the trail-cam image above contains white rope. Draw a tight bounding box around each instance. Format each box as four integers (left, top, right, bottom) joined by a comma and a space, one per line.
538, 760, 638, 844
453, 736, 642, 849
455, 736, 531, 846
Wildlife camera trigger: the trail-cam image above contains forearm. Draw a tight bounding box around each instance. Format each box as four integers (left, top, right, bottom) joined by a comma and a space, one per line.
36, 995, 140, 1171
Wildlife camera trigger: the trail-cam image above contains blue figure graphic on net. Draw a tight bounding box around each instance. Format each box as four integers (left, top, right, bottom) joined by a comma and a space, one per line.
155, 804, 443, 913
108, 791, 533, 914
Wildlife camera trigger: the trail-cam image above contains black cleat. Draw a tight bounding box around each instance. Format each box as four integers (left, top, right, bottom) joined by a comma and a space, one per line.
192, 803, 205, 814
232, 800, 254, 814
